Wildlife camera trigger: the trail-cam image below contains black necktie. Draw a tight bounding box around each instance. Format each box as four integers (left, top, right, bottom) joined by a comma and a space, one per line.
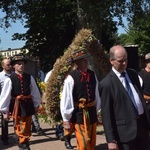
121, 72, 138, 116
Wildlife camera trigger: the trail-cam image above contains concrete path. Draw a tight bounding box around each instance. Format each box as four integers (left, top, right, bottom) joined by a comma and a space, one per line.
0, 119, 108, 150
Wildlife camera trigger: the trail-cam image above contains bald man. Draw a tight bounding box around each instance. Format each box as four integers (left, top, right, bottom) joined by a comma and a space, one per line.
99, 45, 150, 150
0, 58, 12, 145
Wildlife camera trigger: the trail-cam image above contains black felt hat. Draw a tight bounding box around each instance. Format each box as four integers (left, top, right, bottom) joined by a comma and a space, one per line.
11, 54, 27, 65
72, 48, 90, 61
144, 53, 150, 63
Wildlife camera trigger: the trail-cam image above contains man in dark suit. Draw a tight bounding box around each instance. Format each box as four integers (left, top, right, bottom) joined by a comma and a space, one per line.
99, 45, 150, 150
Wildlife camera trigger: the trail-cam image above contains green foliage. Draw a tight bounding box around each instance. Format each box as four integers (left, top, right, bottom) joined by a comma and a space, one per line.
15, 0, 77, 72
119, 15, 150, 55
0, 0, 77, 72
1, 0, 150, 67
117, 0, 150, 55
38, 104, 49, 123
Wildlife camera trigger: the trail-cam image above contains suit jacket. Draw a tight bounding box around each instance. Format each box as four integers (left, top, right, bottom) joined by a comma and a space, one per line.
99, 68, 150, 143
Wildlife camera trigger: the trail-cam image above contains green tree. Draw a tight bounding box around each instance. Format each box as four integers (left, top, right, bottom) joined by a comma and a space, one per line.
119, 18, 150, 55
118, 24, 137, 45
2, 0, 150, 67
120, 0, 150, 55
20, 0, 77, 72
0, 0, 77, 72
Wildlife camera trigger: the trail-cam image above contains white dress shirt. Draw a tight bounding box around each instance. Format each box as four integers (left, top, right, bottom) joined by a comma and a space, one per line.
0, 75, 41, 113
60, 74, 101, 122
44, 69, 53, 83
112, 67, 144, 115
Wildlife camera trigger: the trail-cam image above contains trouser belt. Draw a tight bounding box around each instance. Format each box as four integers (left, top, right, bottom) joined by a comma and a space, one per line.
74, 98, 96, 141
12, 94, 32, 127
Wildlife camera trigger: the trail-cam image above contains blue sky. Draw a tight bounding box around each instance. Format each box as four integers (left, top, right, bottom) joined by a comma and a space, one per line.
0, 21, 27, 50
0, 19, 127, 50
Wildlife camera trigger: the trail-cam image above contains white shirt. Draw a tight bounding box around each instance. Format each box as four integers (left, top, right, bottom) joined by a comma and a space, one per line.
0, 70, 12, 94
0, 75, 42, 113
60, 74, 101, 122
44, 69, 53, 83
112, 67, 144, 115
38, 70, 45, 82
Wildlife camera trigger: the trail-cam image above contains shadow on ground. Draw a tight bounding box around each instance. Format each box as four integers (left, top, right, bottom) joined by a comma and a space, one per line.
0, 134, 18, 150
0, 124, 107, 150
95, 143, 108, 150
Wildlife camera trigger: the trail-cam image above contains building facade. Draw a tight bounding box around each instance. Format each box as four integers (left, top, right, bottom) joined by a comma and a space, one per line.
0, 48, 29, 58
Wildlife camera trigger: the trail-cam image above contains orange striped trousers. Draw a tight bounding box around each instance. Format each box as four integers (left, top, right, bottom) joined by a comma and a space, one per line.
73, 122, 97, 150
14, 116, 32, 144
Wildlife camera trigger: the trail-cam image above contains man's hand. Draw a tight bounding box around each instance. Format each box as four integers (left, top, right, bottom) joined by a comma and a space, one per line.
63, 121, 70, 129
3, 113, 10, 121
108, 142, 119, 150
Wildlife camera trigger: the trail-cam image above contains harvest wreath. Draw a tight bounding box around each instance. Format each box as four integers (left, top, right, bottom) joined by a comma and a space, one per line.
44, 28, 111, 125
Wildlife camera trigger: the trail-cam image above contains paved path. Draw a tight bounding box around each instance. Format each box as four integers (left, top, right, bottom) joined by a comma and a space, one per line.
0, 119, 108, 150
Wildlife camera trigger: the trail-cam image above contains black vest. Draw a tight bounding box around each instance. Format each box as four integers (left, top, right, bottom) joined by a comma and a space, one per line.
70, 69, 97, 124
9, 73, 35, 116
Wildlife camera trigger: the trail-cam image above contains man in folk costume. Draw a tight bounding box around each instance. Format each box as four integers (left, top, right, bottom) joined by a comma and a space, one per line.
139, 53, 150, 115
60, 48, 101, 150
0, 54, 41, 150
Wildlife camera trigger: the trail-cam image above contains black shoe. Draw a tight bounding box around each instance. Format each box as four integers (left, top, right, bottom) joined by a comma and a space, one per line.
36, 128, 43, 135
19, 142, 30, 150
32, 127, 36, 132
32, 127, 43, 135
3, 141, 9, 145
65, 141, 73, 149
19, 147, 31, 150
59, 135, 65, 141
